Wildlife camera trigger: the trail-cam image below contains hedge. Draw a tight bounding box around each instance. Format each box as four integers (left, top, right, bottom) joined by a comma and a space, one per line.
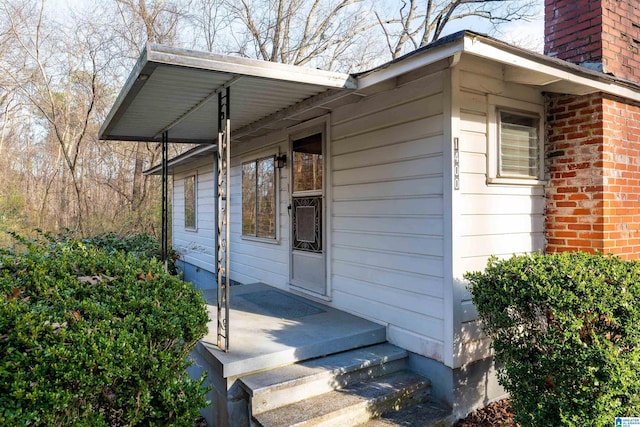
0, 234, 209, 426
466, 252, 640, 426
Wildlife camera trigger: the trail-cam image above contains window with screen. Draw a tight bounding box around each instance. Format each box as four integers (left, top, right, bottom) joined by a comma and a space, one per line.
242, 156, 276, 239
184, 175, 196, 229
498, 110, 540, 179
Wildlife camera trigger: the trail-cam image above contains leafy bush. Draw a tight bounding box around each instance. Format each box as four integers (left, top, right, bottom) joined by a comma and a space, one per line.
0, 234, 209, 426
82, 232, 178, 273
466, 252, 640, 426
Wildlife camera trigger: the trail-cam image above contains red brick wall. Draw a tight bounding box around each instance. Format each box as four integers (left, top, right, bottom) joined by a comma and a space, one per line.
544, 0, 603, 65
546, 93, 640, 259
545, 0, 640, 81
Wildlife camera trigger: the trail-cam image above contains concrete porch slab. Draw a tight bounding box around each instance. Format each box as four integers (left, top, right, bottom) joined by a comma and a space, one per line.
196, 283, 387, 379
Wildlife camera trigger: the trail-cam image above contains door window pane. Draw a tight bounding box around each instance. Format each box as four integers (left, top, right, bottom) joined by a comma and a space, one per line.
293, 133, 322, 192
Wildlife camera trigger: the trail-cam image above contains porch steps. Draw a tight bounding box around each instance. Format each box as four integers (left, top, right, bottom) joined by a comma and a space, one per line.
357, 401, 455, 426
241, 343, 443, 427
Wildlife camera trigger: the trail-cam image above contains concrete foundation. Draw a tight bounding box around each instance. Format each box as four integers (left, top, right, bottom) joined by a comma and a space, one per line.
408, 352, 506, 420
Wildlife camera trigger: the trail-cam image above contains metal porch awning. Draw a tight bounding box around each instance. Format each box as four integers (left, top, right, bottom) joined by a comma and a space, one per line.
99, 43, 356, 143
100, 44, 356, 352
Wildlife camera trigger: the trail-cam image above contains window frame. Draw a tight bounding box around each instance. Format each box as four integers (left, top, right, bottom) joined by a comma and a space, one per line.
184, 174, 197, 231
487, 95, 546, 186
241, 152, 279, 242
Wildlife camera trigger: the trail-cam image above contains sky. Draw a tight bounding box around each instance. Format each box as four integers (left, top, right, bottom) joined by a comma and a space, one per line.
442, 1, 545, 52
45, 0, 546, 54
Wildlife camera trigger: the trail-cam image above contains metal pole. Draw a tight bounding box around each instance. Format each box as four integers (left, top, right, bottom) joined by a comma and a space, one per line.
217, 88, 231, 351
161, 131, 169, 271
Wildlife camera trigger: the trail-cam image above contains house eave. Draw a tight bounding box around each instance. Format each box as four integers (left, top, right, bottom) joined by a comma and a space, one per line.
355, 30, 640, 102
462, 32, 640, 102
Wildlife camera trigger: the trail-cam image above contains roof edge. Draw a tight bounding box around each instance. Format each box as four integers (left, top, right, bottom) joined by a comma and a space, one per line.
464, 33, 640, 102
99, 45, 153, 141
147, 44, 357, 90
144, 143, 217, 175
354, 29, 640, 102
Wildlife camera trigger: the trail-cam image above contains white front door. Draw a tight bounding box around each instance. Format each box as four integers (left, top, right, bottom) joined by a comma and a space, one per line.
290, 130, 326, 295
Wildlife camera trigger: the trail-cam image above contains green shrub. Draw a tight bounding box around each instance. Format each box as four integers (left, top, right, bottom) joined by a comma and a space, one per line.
0, 234, 209, 426
466, 252, 640, 426
81, 232, 178, 273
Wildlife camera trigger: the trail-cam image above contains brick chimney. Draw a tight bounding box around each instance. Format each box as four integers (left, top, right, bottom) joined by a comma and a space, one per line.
545, 0, 640, 81
544, 0, 640, 259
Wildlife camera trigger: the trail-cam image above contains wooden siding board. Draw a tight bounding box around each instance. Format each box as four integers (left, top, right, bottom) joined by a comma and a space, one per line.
333, 135, 443, 170
333, 216, 444, 236
332, 289, 446, 342
332, 95, 444, 141
332, 176, 443, 201
459, 214, 545, 236
461, 194, 546, 215
332, 231, 443, 257
328, 71, 447, 363
460, 233, 545, 258
388, 325, 445, 362
333, 275, 445, 320
332, 72, 444, 125
453, 65, 546, 367
332, 197, 443, 217
459, 152, 486, 174
333, 156, 444, 186
332, 260, 444, 298
332, 117, 443, 155
332, 246, 444, 277
459, 130, 487, 155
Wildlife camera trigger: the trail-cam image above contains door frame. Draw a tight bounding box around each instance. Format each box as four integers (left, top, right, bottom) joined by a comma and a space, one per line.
287, 115, 332, 300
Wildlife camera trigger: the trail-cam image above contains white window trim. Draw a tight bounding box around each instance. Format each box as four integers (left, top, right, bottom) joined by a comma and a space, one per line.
184, 173, 198, 231
487, 95, 546, 186
240, 148, 280, 244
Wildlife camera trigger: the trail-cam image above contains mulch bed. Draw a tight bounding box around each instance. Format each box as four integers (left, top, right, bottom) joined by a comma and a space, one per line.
454, 399, 520, 427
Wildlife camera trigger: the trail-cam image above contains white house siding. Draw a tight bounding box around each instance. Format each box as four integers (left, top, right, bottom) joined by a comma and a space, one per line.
329, 70, 447, 363
228, 131, 291, 288
452, 56, 546, 367
173, 156, 217, 274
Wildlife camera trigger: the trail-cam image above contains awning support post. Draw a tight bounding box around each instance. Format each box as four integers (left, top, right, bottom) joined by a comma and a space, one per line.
217, 87, 231, 352
161, 131, 169, 271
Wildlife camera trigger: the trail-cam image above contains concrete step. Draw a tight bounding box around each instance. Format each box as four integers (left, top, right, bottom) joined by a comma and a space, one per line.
198, 283, 388, 379
357, 401, 454, 427
241, 343, 408, 415
252, 370, 431, 427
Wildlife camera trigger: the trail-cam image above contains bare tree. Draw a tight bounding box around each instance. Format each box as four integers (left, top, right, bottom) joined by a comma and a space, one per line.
377, 0, 540, 59
0, 0, 544, 241
186, 0, 228, 51
0, 0, 108, 232
222, 0, 378, 71
111, 0, 190, 226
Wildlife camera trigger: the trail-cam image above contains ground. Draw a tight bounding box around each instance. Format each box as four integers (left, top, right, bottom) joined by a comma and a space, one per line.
454, 399, 519, 426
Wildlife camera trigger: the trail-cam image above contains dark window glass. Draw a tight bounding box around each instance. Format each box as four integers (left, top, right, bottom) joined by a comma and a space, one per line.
242, 156, 275, 238
293, 133, 322, 193
184, 175, 196, 229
